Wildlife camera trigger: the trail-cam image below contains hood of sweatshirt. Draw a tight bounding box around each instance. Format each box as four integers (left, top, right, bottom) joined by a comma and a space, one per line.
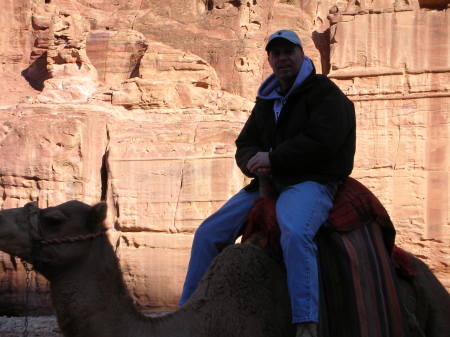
257, 56, 314, 100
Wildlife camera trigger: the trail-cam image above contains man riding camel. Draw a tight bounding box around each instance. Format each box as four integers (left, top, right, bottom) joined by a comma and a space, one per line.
179, 30, 356, 337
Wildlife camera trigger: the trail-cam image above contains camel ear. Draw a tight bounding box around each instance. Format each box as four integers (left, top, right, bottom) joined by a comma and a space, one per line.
40, 208, 68, 226
89, 202, 107, 225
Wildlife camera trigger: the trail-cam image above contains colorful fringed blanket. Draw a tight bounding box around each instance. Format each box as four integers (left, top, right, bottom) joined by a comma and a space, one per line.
242, 177, 412, 337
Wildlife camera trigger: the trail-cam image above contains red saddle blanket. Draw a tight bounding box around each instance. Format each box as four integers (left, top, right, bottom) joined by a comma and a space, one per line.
242, 177, 413, 337
243, 177, 394, 246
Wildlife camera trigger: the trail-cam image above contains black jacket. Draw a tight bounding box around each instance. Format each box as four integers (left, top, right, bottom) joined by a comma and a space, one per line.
235, 71, 356, 192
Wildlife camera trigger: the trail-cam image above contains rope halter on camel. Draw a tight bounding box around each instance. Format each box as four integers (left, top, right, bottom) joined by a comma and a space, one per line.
24, 201, 107, 247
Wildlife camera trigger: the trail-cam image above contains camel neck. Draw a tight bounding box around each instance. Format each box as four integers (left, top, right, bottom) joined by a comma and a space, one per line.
48, 239, 150, 337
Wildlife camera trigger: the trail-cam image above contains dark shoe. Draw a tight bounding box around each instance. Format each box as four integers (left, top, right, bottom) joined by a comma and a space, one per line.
295, 322, 318, 337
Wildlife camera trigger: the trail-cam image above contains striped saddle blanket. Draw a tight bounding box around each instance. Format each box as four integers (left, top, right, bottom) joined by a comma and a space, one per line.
242, 177, 412, 337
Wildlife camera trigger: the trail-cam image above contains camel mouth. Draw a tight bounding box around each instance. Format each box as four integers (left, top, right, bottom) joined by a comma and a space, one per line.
0, 231, 34, 261
0, 205, 37, 262
0, 240, 33, 262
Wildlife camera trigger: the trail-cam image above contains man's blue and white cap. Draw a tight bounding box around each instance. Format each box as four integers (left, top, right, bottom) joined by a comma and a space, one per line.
265, 29, 302, 51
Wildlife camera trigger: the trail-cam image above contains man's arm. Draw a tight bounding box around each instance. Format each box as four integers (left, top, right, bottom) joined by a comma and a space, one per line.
235, 106, 265, 177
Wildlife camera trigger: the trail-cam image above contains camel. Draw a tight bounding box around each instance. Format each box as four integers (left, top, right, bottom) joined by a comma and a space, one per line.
0, 200, 294, 337
0, 200, 449, 337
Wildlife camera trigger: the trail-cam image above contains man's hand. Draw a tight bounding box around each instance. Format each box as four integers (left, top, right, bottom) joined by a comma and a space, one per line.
247, 152, 271, 175
255, 167, 271, 177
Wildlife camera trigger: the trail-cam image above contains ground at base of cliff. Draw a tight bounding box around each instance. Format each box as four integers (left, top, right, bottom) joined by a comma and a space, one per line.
0, 311, 170, 337
0, 315, 60, 337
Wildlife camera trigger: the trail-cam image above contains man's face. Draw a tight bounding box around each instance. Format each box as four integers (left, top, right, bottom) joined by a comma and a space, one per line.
267, 39, 304, 84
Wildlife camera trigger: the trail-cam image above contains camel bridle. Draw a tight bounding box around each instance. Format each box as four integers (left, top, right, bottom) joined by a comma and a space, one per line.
20, 202, 106, 337
21, 201, 108, 272
25, 201, 106, 248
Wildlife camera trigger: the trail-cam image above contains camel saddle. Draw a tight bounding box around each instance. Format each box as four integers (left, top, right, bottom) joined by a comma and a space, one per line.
242, 177, 415, 337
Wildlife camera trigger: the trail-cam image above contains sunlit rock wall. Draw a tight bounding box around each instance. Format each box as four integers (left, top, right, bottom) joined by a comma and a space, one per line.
328, 4, 449, 285
0, 0, 448, 314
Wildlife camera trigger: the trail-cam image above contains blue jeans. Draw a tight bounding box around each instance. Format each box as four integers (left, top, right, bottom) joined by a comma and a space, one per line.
179, 181, 336, 323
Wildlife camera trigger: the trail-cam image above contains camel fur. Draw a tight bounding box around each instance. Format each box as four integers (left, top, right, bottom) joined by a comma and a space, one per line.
0, 201, 449, 337
0, 201, 293, 337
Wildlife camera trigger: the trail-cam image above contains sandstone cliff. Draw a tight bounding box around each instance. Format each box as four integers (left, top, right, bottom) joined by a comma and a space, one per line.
0, 0, 448, 314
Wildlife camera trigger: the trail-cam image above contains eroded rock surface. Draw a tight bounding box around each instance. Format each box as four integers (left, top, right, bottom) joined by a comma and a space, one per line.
0, 0, 449, 315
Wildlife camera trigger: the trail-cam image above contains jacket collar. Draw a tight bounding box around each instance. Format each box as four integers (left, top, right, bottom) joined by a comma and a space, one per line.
257, 56, 316, 101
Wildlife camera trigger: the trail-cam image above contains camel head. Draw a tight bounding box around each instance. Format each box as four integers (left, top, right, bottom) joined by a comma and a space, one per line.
0, 200, 107, 275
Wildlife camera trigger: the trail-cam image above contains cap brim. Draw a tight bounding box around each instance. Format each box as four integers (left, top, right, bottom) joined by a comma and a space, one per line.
265, 38, 299, 51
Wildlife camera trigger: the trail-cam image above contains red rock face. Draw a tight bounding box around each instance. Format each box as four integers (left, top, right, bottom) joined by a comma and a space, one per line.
327, 5, 449, 287
0, 0, 40, 103
0, 0, 449, 314
87, 29, 148, 84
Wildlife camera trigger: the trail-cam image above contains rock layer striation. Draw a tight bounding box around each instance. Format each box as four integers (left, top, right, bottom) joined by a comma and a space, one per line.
0, 0, 449, 314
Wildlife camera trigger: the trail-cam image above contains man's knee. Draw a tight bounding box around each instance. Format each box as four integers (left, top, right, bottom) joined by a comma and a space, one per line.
193, 222, 213, 243
275, 182, 334, 238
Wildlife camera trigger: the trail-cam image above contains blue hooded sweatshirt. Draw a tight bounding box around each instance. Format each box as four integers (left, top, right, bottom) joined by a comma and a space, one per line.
257, 56, 314, 123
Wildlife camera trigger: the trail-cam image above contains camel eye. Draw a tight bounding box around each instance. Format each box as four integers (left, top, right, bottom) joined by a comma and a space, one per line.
40, 209, 67, 226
